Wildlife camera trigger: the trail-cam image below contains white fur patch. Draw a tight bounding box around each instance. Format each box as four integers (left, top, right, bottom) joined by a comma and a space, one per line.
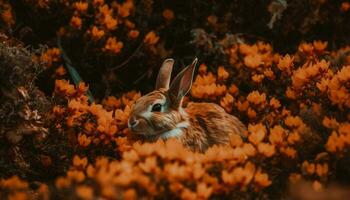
160, 121, 189, 139
140, 110, 152, 119
179, 107, 188, 116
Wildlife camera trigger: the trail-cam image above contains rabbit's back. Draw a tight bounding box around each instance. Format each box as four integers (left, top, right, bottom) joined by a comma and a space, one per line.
180, 102, 246, 151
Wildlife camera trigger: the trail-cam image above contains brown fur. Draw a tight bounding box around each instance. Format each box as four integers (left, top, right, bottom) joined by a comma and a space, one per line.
129, 91, 246, 152
128, 58, 246, 152
180, 102, 247, 152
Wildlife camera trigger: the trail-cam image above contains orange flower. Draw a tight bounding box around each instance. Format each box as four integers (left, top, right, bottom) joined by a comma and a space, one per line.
116, 1, 134, 18
93, 0, 104, 7
311, 102, 322, 116
196, 183, 213, 199
0, 176, 29, 189
244, 54, 263, 69
325, 131, 345, 152
287, 132, 301, 145
76, 186, 93, 200
222, 164, 255, 187
57, 26, 66, 36
102, 96, 121, 110
70, 16, 82, 29
53, 105, 65, 116
84, 122, 95, 133
269, 97, 281, 109
247, 107, 257, 119
313, 40, 328, 52
339, 123, 350, 136
269, 125, 286, 146
263, 69, 274, 79
163, 9, 175, 21
78, 134, 92, 147
322, 116, 339, 129
247, 91, 267, 106
74, 2, 88, 13
285, 87, 297, 99
257, 41, 272, 52
67, 170, 85, 182
236, 100, 249, 112
228, 84, 238, 96
123, 19, 135, 29
316, 78, 329, 92
181, 188, 197, 200
40, 48, 61, 68
220, 93, 234, 112
207, 15, 218, 25
284, 116, 304, 128
115, 137, 132, 152
242, 143, 257, 156
341, 2, 350, 12
252, 74, 264, 83
124, 189, 137, 200
217, 66, 229, 80
248, 123, 266, 145
302, 161, 315, 175
77, 82, 89, 94
103, 37, 124, 54
144, 31, 159, 45
164, 162, 189, 181
298, 43, 314, 55
103, 14, 118, 30
214, 84, 227, 96
257, 143, 275, 157
254, 170, 271, 188
199, 64, 207, 74
336, 65, 350, 83
128, 29, 140, 39
55, 177, 71, 189
239, 43, 258, 55
316, 163, 328, 177
277, 54, 294, 72
68, 99, 87, 112
312, 180, 323, 192
55, 79, 76, 97
55, 65, 66, 76
288, 173, 302, 184
91, 26, 105, 40
138, 156, 157, 174
1, 6, 15, 26
292, 68, 308, 90
280, 147, 297, 159
73, 155, 88, 169
229, 133, 243, 147
99, 4, 112, 16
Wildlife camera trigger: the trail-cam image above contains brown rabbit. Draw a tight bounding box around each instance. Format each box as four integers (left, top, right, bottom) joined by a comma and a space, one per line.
128, 58, 246, 152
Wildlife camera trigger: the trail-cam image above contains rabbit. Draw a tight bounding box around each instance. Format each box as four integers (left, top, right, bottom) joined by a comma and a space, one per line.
128, 58, 247, 152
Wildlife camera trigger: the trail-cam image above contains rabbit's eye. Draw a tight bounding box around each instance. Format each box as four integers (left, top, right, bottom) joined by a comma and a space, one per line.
151, 103, 162, 112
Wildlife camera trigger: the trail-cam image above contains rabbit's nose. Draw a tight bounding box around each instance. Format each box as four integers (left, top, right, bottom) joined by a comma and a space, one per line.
128, 117, 139, 129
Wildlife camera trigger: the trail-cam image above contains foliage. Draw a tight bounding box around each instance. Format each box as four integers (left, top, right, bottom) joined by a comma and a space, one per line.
1, 0, 350, 199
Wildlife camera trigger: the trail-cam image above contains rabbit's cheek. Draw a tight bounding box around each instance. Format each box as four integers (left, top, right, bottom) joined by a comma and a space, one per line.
150, 116, 163, 129
150, 115, 174, 131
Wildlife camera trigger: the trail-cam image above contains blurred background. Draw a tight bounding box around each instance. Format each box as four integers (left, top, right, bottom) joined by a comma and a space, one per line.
2, 0, 350, 99
1, 1, 350, 199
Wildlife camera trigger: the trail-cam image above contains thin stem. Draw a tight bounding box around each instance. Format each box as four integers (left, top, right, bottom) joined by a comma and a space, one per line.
108, 42, 144, 71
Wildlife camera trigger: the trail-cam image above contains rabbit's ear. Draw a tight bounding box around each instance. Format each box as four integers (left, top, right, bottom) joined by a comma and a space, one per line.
156, 59, 174, 90
168, 58, 198, 108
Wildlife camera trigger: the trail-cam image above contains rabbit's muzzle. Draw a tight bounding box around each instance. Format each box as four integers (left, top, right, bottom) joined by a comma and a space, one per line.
128, 116, 139, 131
127, 114, 168, 141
